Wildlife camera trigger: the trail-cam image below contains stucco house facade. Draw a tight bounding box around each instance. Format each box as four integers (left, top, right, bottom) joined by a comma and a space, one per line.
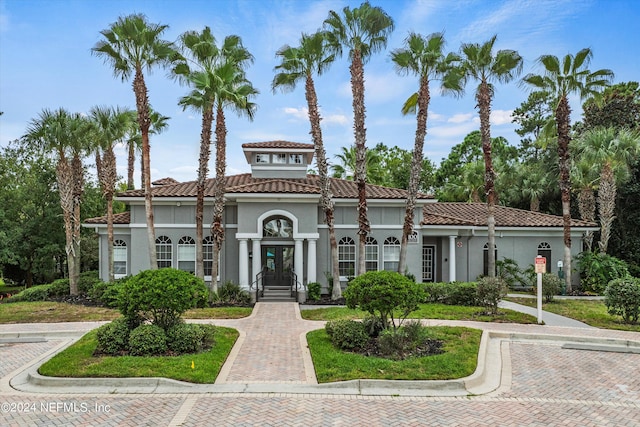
85, 141, 597, 298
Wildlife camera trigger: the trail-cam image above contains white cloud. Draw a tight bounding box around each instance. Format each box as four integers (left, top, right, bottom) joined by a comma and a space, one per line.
447, 113, 474, 124
282, 106, 348, 126
283, 107, 309, 121
491, 109, 514, 126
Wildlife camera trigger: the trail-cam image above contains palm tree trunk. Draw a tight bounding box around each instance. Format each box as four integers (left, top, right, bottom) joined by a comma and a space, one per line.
556, 96, 572, 292
598, 163, 616, 253
305, 73, 341, 299
103, 147, 117, 282
399, 76, 429, 274
210, 104, 227, 295
577, 188, 596, 251
478, 82, 497, 278
57, 159, 76, 292
71, 153, 84, 293
196, 105, 214, 280
350, 50, 370, 275
133, 67, 157, 269
127, 139, 135, 190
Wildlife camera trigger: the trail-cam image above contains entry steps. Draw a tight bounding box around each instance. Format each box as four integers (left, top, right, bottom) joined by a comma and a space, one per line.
260, 285, 296, 302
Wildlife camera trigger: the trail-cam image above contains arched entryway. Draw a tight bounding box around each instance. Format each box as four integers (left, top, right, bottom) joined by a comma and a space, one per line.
261, 216, 295, 288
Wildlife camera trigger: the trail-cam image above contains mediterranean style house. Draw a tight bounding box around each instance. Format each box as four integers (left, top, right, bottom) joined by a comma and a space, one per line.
85, 141, 597, 299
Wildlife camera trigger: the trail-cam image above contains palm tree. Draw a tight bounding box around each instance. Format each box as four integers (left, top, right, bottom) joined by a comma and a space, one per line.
391, 32, 461, 273
571, 158, 598, 251
273, 31, 343, 299
24, 109, 91, 294
457, 35, 523, 278
331, 145, 385, 185
441, 160, 485, 202
90, 106, 133, 281
324, 2, 394, 275
125, 109, 169, 190
175, 28, 254, 283
522, 48, 613, 291
575, 127, 640, 253
92, 14, 181, 269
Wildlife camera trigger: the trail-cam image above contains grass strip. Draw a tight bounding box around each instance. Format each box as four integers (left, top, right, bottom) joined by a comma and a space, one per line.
308, 326, 482, 383
38, 326, 239, 383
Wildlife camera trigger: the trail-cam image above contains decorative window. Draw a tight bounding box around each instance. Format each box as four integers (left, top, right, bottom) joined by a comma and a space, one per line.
483, 243, 498, 276
537, 242, 552, 273
422, 245, 436, 282
263, 217, 293, 238
256, 153, 270, 164
272, 153, 287, 164
203, 236, 215, 278
383, 237, 400, 271
365, 236, 378, 272
113, 240, 127, 278
156, 236, 172, 269
338, 236, 356, 277
289, 154, 303, 164
177, 236, 196, 273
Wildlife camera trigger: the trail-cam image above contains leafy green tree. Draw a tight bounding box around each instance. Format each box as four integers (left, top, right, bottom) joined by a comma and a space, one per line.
391, 32, 461, 273
583, 82, 640, 131
273, 31, 342, 299
331, 145, 385, 184
456, 35, 523, 278
324, 1, 394, 275
511, 91, 554, 160
93, 14, 181, 269
374, 143, 435, 191
522, 48, 613, 292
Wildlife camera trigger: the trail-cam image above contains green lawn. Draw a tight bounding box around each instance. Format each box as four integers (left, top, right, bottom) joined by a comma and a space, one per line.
39, 326, 239, 383
302, 303, 537, 324
505, 297, 640, 332
308, 326, 482, 383
0, 302, 252, 323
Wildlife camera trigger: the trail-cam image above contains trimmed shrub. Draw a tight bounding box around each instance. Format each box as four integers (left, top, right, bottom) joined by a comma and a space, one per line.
376, 321, 441, 360
128, 324, 167, 356
95, 318, 130, 355
362, 314, 384, 338
78, 271, 102, 295
118, 269, 208, 331
166, 323, 206, 354
325, 320, 370, 351
424, 282, 478, 306
345, 271, 425, 330
577, 251, 629, 294
49, 279, 70, 296
604, 277, 640, 324
306, 282, 321, 301
6, 284, 52, 302
535, 273, 562, 303
215, 281, 250, 306
89, 279, 124, 308
476, 277, 508, 315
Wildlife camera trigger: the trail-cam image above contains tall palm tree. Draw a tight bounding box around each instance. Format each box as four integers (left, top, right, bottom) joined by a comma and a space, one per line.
175, 28, 254, 283
331, 145, 385, 185
125, 109, 169, 190
92, 14, 181, 269
324, 2, 394, 275
90, 106, 133, 281
571, 158, 598, 251
272, 31, 343, 299
522, 48, 613, 291
575, 127, 640, 253
457, 35, 523, 278
24, 109, 91, 294
391, 32, 461, 273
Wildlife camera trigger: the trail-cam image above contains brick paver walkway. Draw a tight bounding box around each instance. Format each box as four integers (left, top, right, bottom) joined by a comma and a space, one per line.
1, 303, 639, 426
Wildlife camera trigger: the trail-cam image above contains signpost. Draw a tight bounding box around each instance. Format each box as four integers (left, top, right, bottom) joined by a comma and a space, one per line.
535, 256, 546, 324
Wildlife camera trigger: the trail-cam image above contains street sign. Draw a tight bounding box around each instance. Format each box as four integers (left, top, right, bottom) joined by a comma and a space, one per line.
535, 256, 546, 324
535, 256, 546, 274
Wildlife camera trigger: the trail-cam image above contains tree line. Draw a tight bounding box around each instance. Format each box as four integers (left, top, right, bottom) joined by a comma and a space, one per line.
2, 2, 639, 297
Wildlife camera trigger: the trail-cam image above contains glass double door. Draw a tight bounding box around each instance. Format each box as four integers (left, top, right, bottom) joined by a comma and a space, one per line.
262, 245, 294, 287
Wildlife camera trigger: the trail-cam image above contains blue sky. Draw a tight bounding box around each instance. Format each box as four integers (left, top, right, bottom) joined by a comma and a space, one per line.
1, 0, 638, 184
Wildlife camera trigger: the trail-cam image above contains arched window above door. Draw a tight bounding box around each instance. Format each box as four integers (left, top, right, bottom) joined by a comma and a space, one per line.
263, 216, 293, 238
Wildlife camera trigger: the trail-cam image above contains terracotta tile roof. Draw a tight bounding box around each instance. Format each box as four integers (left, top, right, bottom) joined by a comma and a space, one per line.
421, 203, 597, 228
152, 177, 179, 186
241, 141, 314, 150
84, 211, 130, 224
116, 174, 433, 200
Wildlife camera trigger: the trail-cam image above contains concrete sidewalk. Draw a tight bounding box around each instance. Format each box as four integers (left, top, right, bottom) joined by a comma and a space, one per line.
499, 300, 594, 328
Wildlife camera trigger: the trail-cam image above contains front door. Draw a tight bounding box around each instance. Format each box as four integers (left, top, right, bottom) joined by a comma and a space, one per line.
262, 246, 294, 287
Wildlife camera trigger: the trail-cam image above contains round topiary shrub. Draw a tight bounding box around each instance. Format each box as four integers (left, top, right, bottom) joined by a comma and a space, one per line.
118, 269, 209, 331
128, 324, 167, 356
95, 317, 130, 355
604, 277, 640, 324
344, 271, 425, 330
476, 276, 508, 315
306, 282, 321, 301
325, 319, 370, 351
166, 323, 206, 354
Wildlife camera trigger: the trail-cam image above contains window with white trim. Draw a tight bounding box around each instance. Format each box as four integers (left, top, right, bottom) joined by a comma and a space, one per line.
365, 236, 378, 272
383, 237, 400, 271
203, 236, 214, 278
156, 236, 172, 269
256, 153, 270, 163
289, 154, 303, 164
272, 153, 287, 164
537, 242, 552, 273
177, 236, 196, 273
113, 240, 127, 278
338, 237, 356, 277
483, 243, 498, 276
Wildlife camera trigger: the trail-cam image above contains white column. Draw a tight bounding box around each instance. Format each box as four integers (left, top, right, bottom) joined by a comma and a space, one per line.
294, 239, 304, 285
238, 239, 249, 289
307, 239, 317, 283
449, 235, 457, 282
252, 239, 261, 288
